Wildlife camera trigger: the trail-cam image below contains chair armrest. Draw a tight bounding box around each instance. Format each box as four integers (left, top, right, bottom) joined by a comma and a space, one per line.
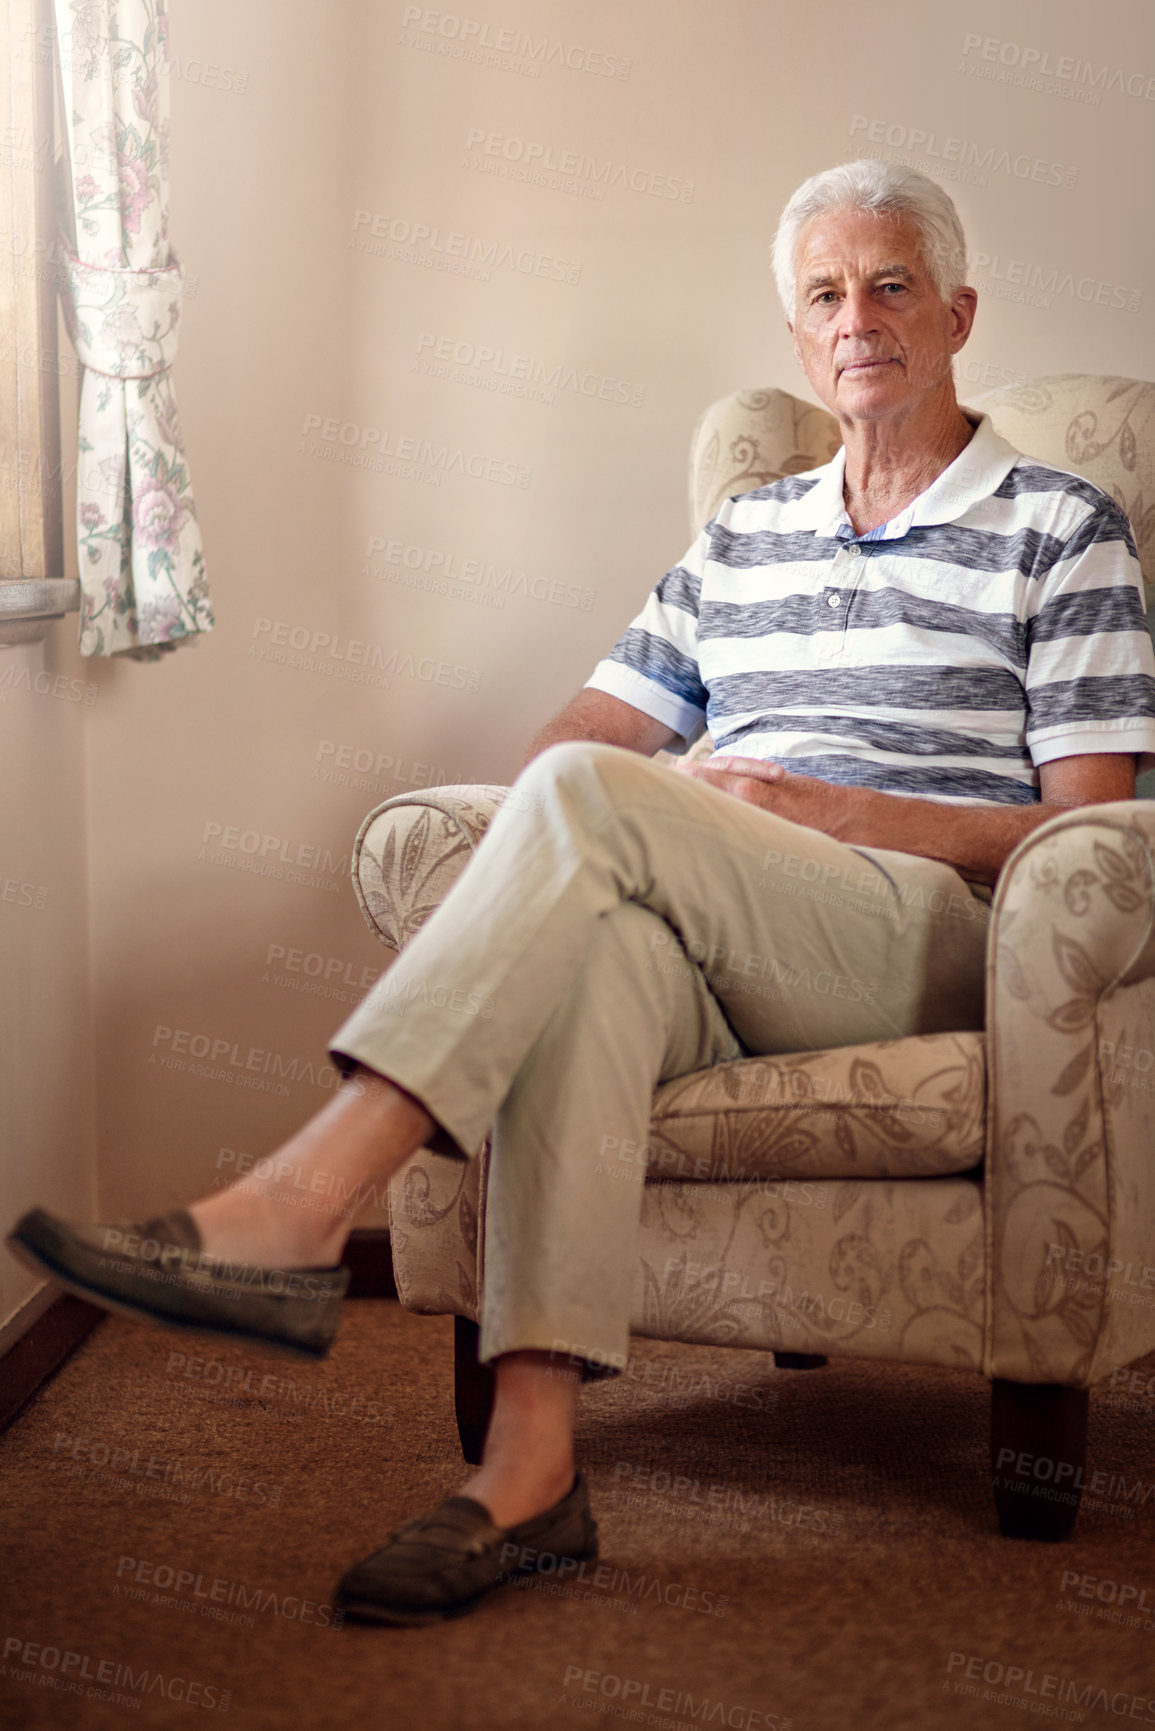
348, 784, 507, 1314
985, 800, 1155, 1385
350, 784, 513, 950
388, 1143, 487, 1322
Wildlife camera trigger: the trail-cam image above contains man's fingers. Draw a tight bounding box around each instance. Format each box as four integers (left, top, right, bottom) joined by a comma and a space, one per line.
709, 755, 785, 783
684, 766, 779, 810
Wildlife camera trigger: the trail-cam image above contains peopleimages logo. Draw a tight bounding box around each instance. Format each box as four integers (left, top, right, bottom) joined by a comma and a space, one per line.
2, 1634, 231, 1714
1, 873, 48, 910
351, 208, 582, 285
972, 251, 1141, 314
248, 615, 483, 693
400, 7, 632, 81
296, 413, 533, 488
365, 536, 595, 612
559, 1665, 790, 1729
502, 1547, 727, 1616
0, 661, 98, 706
50, 1429, 283, 1506
115, 1555, 342, 1629
413, 330, 646, 407
961, 33, 1155, 101
1058, 1569, 1155, 1619
945, 1651, 1155, 1722
667, 1258, 891, 1331
992, 1443, 1155, 1515
849, 114, 1077, 189
150, 1022, 341, 1096
263, 941, 380, 993
463, 128, 695, 202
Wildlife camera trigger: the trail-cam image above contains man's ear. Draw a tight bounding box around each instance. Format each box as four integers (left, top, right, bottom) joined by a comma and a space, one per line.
948, 286, 979, 353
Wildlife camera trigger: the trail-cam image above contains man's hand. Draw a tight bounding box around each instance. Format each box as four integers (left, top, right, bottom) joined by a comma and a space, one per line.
680, 755, 861, 838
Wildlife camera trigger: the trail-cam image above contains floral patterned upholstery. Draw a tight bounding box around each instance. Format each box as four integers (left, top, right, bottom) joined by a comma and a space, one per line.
350, 786, 508, 953
687, 388, 840, 534
631, 1173, 985, 1367
984, 803, 1155, 1386
647, 1033, 986, 1180
973, 375, 1155, 588
352, 374, 1155, 1389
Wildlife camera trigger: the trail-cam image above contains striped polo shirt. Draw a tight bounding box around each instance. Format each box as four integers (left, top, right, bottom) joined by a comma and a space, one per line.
585, 414, 1155, 804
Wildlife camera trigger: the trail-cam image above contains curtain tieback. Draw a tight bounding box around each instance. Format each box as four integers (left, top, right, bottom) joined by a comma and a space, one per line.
59, 246, 184, 380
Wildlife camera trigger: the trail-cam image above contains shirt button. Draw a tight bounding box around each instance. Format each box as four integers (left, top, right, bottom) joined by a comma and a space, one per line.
847, 544, 862, 557
827, 594, 841, 608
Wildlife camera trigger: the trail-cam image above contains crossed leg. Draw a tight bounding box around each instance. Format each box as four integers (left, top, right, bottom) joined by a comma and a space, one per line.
189, 895, 741, 1524
188, 1065, 584, 1526
185, 741, 987, 1527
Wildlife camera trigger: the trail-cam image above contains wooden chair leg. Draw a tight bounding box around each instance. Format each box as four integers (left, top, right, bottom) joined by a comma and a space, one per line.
454, 1316, 496, 1466
774, 1352, 828, 1370
990, 1379, 1088, 1542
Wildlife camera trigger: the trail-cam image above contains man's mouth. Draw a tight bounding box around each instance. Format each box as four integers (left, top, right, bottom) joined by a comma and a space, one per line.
840, 358, 897, 373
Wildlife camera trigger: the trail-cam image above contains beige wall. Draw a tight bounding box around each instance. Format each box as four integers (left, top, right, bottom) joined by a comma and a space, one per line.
0, 0, 97, 1339
5, 0, 1153, 1272
0, 614, 97, 1335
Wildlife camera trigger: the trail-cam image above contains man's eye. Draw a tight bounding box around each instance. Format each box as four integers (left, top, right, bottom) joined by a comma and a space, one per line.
879, 282, 907, 294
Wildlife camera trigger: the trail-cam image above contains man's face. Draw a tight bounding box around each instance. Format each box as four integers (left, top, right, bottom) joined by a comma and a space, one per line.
786, 208, 976, 424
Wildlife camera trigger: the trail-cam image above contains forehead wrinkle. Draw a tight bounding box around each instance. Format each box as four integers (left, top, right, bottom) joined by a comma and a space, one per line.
801, 259, 919, 294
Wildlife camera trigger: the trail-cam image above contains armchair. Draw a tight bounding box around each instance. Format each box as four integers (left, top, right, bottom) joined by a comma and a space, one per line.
349, 373, 1155, 1542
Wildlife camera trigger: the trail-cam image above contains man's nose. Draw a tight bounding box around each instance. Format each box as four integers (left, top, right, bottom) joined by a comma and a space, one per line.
835, 286, 880, 337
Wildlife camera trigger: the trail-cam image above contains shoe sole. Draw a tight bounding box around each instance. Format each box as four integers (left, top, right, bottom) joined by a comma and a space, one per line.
5, 1227, 337, 1362
334, 1544, 600, 1627
336, 1591, 492, 1628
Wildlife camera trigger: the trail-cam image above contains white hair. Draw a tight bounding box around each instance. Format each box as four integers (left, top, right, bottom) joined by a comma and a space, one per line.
771, 159, 968, 313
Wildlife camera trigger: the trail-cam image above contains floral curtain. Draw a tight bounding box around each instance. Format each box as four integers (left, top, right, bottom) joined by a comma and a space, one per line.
54, 0, 211, 659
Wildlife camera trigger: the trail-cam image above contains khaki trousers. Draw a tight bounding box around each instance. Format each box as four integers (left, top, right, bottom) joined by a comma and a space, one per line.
329, 742, 990, 1372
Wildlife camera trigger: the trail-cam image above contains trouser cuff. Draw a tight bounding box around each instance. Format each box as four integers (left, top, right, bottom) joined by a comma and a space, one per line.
327, 1044, 480, 1162
478, 1327, 629, 1382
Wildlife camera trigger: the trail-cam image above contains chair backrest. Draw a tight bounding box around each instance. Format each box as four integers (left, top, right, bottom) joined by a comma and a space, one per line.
688, 374, 1155, 591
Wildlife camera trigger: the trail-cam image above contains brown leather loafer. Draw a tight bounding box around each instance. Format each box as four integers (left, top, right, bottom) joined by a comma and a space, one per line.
336, 1471, 598, 1625
6, 1206, 349, 1359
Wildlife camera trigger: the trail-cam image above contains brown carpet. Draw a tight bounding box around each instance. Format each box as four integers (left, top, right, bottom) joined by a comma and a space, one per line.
1, 1302, 1153, 1731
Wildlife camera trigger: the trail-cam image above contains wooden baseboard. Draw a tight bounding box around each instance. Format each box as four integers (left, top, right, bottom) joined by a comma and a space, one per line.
0, 1228, 397, 1434
342, 1227, 398, 1299
0, 1292, 105, 1433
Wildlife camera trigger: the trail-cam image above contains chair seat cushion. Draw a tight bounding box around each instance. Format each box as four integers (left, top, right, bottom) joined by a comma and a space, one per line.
647, 1032, 986, 1180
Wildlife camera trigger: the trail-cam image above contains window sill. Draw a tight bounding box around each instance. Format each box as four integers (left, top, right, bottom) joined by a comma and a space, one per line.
0, 580, 81, 647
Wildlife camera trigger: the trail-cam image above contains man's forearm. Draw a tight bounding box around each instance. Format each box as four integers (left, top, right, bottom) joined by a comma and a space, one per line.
837, 786, 1081, 886
686, 754, 1136, 888
524, 713, 611, 765
523, 690, 678, 767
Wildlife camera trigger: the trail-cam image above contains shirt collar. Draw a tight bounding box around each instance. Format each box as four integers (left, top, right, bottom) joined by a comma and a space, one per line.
792, 411, 1022, 541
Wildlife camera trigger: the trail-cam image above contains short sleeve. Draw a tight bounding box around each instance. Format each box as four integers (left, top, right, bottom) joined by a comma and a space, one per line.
583, 526, 711, 752
1025, 493, 1155, 775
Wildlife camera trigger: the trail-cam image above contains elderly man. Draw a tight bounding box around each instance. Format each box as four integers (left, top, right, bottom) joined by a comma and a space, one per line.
12, 160, 1155, 1625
